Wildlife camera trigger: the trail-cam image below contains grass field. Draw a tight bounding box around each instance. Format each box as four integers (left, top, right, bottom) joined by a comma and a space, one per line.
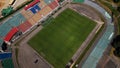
28, 8, 96, 68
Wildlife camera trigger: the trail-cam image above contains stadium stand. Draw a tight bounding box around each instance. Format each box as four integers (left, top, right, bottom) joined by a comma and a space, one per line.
30, 7, 37, 14
21, 9, 34, 19
57, 0, 60, 2
31, 11, 42, 23
38, 0, 47, 8
0, 39, 3, 47
48, 0, 59, 10
24, 0, 40, 10
39, 6, 52, 17
4, 27, 18, 43
28, 18, 36, 25
29, 4, 41, 14
2, 58, 14, 68
0, 13, 26, 37
18, 21, 32, 33
44, 0, 54, 4
0, 23, 12, 37
0, 52, 12, 59
34, 4, 41, 10
0, 0, 59, 46
8, 13, 26, 26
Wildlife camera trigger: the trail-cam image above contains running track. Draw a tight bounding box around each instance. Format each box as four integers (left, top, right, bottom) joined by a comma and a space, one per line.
80, 0, 114, 68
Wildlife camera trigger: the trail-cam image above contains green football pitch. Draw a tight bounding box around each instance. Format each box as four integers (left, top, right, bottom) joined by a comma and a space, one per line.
28, 8, 96, 68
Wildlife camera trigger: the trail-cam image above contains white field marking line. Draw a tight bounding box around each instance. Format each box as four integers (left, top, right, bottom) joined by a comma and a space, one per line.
108, 32, 114, 40
95, 24, 102, 33
94, 20, 104, 25
76, 11, 104, 34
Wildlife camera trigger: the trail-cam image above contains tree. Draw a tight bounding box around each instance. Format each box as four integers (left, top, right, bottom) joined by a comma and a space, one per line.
113, 47, 120, 57
111, 35, 120, 48
1, 6, 13, 16
117, 6, 120, 12
111, 35, 120, 57
113, 0, 120, 3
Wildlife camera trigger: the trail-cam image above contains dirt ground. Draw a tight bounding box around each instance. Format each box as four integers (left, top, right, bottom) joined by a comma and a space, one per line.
0, 0, 10, 11
0, 1, 5, 8
12, 0, 30, 9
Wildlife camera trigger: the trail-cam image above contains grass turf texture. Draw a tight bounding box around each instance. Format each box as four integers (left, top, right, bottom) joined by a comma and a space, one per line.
28, 8, 96, 68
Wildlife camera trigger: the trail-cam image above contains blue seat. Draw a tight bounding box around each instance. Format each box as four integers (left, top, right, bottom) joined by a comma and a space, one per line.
30, 7, 37, 14
34, 4, 41, 11
0, 52, 12, 60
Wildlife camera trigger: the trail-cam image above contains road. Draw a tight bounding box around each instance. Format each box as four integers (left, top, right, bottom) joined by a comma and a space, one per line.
78, 0, 115, 68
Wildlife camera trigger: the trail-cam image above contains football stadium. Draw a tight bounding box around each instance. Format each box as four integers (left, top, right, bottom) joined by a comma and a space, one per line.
28, 8, 96, 68
0, 0, 104, 68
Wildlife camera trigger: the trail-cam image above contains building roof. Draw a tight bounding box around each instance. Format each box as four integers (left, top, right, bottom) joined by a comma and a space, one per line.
4, 27, 18, 42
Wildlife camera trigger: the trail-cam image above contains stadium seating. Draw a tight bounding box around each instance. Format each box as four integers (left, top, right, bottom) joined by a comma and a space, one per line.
24, 0, 40, 10
0, 39, 3, 47
38, 0, 47, 8
21, 9, 34, 19
8, 13, 26, 26
4, 27, 18, 42
30, 7, 37, 14
44, 0, 54, 4
30, 4, 41, 14
0, 53, 12, 60
0, 13, 26, 47
48, 0, 58, 10
39, 6, 52, 17
0, 0, 59, 46
31, 11, 43, 23
0, 23, 12, 37
34, 4, 41, 10
18, 21, 32, 32
28, 18, 36, 25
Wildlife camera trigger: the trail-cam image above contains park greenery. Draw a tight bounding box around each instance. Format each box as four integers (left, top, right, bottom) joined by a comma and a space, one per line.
1, 6, 13, 16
